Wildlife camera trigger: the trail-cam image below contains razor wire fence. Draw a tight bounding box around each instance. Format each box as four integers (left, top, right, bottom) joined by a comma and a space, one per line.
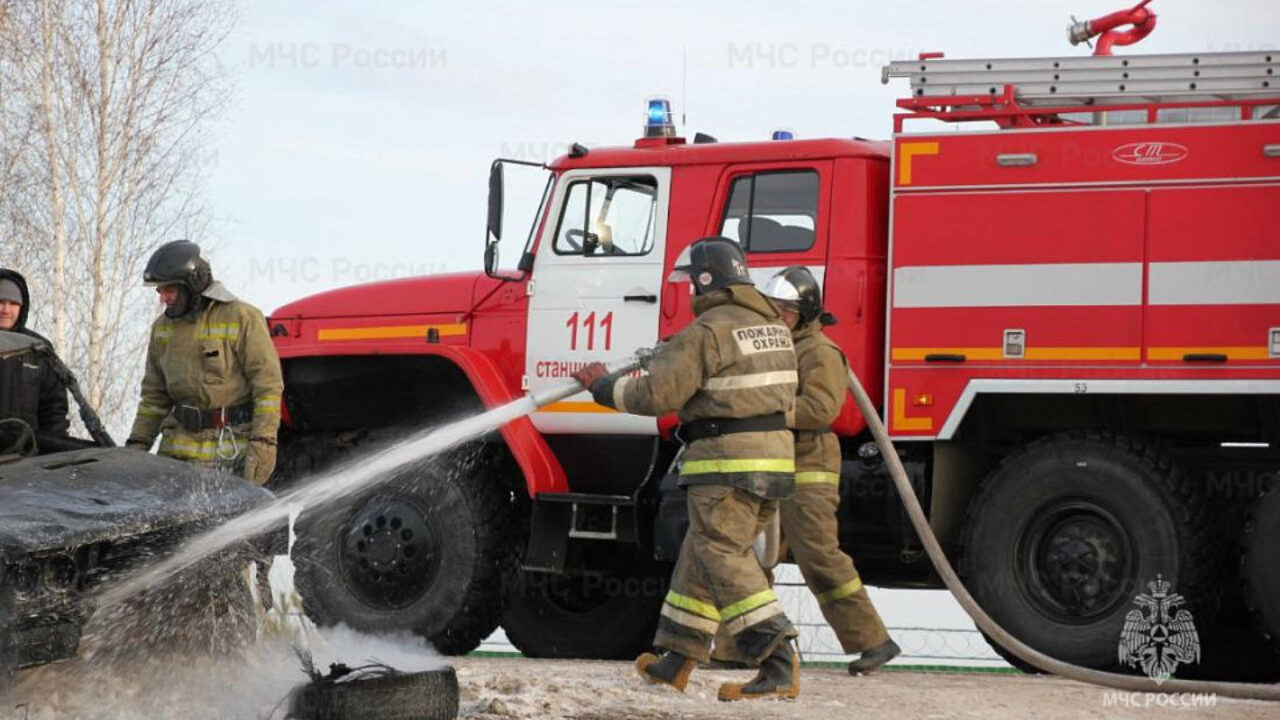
773, 564, 1004, 667
477, 563, 1009, 670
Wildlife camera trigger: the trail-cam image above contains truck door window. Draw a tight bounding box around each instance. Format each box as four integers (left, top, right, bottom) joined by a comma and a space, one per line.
719, 170, 819, 252
554, 175, 658, 256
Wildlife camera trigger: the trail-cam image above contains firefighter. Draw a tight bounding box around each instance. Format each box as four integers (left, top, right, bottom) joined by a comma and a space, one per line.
125, 240, 283, 486
0, 269, 70, 438
760, 266, 900, 674
573, 236, 802, 701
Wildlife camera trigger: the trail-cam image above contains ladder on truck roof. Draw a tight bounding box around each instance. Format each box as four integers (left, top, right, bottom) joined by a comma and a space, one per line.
882, 50, 1280, 130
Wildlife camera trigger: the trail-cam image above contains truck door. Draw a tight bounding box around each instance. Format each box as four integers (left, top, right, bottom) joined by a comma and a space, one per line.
526, 167, 671, 435
714, 163, 832, 287
658, 162, 834, 334
1146, 184, 1280, 368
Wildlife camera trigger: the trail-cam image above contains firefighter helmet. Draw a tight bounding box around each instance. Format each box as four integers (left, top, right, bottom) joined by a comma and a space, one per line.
144, 240, 213, 319
668, 236, 752, 295
761, 266, 835, 326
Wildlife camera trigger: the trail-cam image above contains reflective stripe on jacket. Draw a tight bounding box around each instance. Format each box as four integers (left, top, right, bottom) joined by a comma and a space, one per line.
127, 296, 283, 448
594, 285, 798, 499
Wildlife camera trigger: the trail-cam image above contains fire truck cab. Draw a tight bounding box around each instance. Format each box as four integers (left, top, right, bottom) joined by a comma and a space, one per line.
269, 40, 1280, 675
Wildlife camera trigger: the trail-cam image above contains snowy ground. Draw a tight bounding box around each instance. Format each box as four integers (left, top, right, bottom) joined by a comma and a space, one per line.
13, 554, 1263, 718
20, 648, 1267, 720
454, 657, 1274, 720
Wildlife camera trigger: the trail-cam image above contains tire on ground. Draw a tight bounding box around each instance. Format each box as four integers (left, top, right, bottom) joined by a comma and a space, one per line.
1244, 486, 1280, 650
502, 557, 670, 659
287, 667, 459, 720
959, 431, 1215, 672
293, 448, 520, 655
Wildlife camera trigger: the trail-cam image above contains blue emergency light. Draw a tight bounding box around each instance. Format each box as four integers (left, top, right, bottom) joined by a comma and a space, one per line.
644, 97, 676, 138
771, 129, 796, 141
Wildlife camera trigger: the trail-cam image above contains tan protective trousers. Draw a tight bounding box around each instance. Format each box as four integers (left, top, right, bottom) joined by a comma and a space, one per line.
783, 482, 890, 653
714, 482, 889, 659
654, 485, 798, 664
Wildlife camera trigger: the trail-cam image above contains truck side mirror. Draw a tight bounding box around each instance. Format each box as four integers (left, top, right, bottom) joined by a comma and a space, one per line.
487, 161, 504, 243
485, 162, 504, 277
484, 243, 500, 276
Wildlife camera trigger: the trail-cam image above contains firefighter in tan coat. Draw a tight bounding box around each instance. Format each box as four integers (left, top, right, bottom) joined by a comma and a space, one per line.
761, 266, 901, 674
575, 237, 802, 701
125, 241, 283, 486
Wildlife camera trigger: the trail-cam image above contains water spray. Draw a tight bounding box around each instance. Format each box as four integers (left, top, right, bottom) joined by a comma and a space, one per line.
95, 353, 647, 611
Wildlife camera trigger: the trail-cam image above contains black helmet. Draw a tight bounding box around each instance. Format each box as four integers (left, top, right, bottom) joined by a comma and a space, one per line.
761, 266, 834, 326
144, 240, 212, 318
668, 237, 752, 295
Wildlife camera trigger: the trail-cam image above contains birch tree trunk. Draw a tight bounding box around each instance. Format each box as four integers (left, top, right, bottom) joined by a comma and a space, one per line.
0, 0, 232, 435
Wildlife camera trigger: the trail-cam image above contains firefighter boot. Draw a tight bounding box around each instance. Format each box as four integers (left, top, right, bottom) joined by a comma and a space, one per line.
636, 651, 697, 691
847, 638, 901, 675
717, 642, 800, 701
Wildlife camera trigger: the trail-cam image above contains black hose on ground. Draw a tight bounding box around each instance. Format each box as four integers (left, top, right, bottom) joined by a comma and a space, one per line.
845, 368, 1280, 701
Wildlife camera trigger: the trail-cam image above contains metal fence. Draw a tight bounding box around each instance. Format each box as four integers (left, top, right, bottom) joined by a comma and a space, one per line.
478, 564, 1008, 669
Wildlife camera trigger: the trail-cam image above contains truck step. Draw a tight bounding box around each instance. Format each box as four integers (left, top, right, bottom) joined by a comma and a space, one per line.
535, 492, 634, 507
523, 493, 642, 572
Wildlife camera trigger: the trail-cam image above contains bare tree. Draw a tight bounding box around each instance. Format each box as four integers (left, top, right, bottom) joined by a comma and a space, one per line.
1, 0, 233, 435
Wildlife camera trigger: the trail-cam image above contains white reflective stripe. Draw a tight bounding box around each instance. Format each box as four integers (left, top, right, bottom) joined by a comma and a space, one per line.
704, 370, 799, 391
720, 600, 786, 636
893, 263, 1143, 308
659, 603, 720, 635
612, 376, 630, 413
1149, 261, 1280, 305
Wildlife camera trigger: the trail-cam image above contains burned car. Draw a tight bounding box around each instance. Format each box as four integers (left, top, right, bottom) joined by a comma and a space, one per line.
0, 330, 276, 672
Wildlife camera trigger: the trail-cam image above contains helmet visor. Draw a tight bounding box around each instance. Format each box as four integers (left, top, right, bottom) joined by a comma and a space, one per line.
760, 273, 801, 303
667, 246, 694, 284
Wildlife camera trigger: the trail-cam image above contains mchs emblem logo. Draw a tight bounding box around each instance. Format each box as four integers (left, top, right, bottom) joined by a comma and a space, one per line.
1118, 575, 1201, 684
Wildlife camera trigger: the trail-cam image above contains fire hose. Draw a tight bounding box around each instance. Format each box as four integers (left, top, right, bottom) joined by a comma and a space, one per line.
843, 367, 1280, 701
574, 353, 1278, 698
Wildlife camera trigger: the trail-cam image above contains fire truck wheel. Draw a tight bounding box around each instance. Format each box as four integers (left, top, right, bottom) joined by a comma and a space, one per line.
977, 632, 1045, 674
959, 431, 1215, 671
501, 559, 670, 659
293, 450, 520, 656
1243, 487, 1280, 651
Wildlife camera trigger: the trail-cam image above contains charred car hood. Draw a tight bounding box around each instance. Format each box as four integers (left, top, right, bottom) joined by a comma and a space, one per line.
0, 447, 272, 555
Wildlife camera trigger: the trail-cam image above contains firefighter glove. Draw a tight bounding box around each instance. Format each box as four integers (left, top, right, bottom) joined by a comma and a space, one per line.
572, 362, 609, 390
243, 437, 277, 486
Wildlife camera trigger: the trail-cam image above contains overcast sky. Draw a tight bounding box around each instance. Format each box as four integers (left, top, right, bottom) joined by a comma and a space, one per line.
205, 0, 1280, 313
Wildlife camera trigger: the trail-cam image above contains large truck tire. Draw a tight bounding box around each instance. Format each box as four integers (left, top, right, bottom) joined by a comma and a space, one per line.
293, 449, 520, 655
959, 431, 1215, 671
288, 667, 459, 720
502, 559, 670, 659
1244, 487, 1280, 650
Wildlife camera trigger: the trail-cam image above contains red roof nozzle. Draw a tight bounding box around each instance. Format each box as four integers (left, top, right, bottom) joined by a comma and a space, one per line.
1069, 0, 1158, 56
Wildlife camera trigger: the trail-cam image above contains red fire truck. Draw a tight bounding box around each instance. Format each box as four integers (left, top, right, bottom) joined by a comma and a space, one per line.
268, 12, 1280, 676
